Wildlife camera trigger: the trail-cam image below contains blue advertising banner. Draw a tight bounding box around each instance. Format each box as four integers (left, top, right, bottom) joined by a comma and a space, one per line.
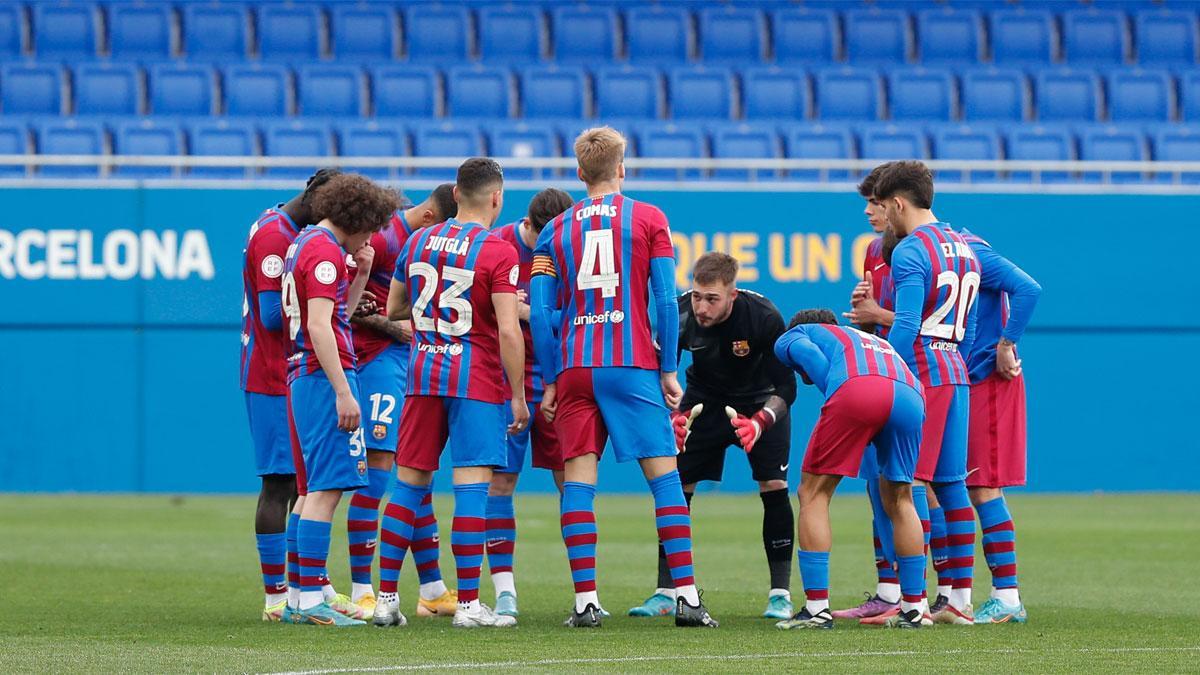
1, 186, 1197, 493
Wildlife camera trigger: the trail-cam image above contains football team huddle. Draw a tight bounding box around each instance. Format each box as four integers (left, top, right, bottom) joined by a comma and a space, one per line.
239, 126, 1040, 630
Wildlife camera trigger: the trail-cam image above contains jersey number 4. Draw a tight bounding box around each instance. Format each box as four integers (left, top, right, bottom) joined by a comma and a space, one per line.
921, 270, 980, 341
577, 229, 620, 298
410, 262, 475, 337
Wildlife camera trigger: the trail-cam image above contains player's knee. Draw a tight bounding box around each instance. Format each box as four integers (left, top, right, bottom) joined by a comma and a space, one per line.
879, 480, 913, 516
366, 449, 394, 471
968, 486, 1002, 506
260, 474, 295, 505
489, 472, 518, 495
759, 479, 788, 492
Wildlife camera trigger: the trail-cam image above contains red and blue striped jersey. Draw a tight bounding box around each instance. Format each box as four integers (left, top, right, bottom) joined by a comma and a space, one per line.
494, 218, 543, 403
531, 193, 674, 372
959, 229, 1042, 383
889, 223, 981, 387
775, 323, 920, 399
395, 219, 520, 404
351, 210, 415, 366
240, 206, 300, 395
862, 236, 896, 339
283, 226, 356, 383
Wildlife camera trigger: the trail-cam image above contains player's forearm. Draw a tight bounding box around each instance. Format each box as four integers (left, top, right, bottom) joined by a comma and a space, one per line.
530, 275, 561, 385
1000, 268, 1042, 343
308, 322, 352, 395
761, 394, 790, 423
649, 257, 679, 373
774, 332, 829, 389
499, 327, 527, 404
386, 279, 410, 320
346, 274, 370, 314
890, 281, 925, 371
877, 309, 895, 327
350, 313, 410, 343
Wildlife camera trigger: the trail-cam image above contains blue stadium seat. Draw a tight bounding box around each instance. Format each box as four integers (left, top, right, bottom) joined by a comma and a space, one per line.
113, 119, 183, 179
297, 65, 365, 117
74, 63, 142, 116
372, 65, 439, 118
108, 4, 172, 61
917, 8, 983, 64
742, 67, 810, 120
860, 124, 928, 160
33, 4, 97, 59
1135, 10, 1197, 65
815, 67, 881, 120
634, 122, 707, 180
406, 6, 471, 63
1107, 70, 1173, 122
182, 5, 249, 61
711, 123, 781, 181
188, 120, 258, 179
1079, 125, 1146, 183
888, 68, 955, 121
669, 67, 734, 119
1035, 69, 1101, 122
595, 66, 662, 119
1063, 9, 1128, 65
990, 9, 1056, 64
784, 123, 855, 181
1182, 72, 1200, 122
1152, 126, 1200, 183
551, 6, 618, 64
931, 124, 1001, 182
36, 120, 104, 178
337, 121, 407, 179
0, 4, 24, 59
961, 68, 1027, 121
773, 8, 838, 63
521, 65, 588, 119
1005, 126, 1075, 182
1, 63, 63, 115
446, 66, 512, 118
488, 121, 560, 180
149, 64, 215, 116
257, 5, 322, 62
263, 121, 331, 179
0, 121, 27, 178
478, 7, 544, 63
223, 64, 291, 117
330, 6, 396, 62
412, 121, 484, 179
843, 9, 910, 64
699, 7, 765, 63
626, 7, 691, 63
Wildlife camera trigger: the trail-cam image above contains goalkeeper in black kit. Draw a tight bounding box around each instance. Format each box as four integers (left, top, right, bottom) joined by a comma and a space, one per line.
627, 252, 798, 621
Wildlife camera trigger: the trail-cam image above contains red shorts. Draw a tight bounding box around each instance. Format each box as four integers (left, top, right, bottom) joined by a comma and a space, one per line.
967, 372, 1027, 488
803, 376, 918, 479
554, 367, 674, 464
915, 384, 969, 483
286, 389, 308, 497
529, 402, 564, 471
396, 395, 506, 471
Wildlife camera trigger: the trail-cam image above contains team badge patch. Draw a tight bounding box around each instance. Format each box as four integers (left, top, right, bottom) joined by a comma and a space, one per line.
357, 460, 366, 475
260, 254, 283, 279
314, 261, 338, 284
509, 264, 520, 285
373, 424, 387, 440
732, 340, 751, 357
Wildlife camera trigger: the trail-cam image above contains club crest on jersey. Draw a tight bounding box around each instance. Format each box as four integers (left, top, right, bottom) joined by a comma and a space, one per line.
260, 254, 283, 279
357, 460, 366, 475
732, 340, 750, 357
373, 424, 387, 440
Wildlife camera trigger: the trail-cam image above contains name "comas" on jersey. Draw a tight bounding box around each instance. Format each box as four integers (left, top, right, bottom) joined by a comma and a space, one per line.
575, 204, 617, 220
424, 235, 470, 256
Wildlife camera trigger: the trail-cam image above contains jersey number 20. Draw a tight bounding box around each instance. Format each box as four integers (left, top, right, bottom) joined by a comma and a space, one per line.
410, 263, 475, 337
577, 229, 620, 298
921, 270, 980, 342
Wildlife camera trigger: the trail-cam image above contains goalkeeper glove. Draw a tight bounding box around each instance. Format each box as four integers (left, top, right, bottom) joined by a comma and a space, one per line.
670, 404, 703, 453
724, 406, 777, 454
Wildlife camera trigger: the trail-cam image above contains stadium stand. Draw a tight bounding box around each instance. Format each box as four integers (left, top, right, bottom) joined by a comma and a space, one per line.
917, 8, 983, 64
741, 67, 810, 120
181, 4, 249, 62
108, 3, 173, 61
74, 63, 142, 116
36, 119, 103, 178
329, 5, 396, 62
113, 119, 183, 179
699, 6, 766, 63
33, 3, 98, 59
478, 6, 545, 63
0, 120, 26, 177
257, 5, 323, 62
148, 63, 215, 117
188, 120, 257, 179
773, 8, 839, 63
337, 120, 407, 179
1, 62, 64, 115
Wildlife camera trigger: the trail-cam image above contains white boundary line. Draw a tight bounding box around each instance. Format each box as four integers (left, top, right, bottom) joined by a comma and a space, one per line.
264, 646, 1200, 675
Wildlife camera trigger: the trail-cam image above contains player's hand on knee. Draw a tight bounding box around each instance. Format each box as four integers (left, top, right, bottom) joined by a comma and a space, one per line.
508, 398, 531, 435
336, 391, 361, 432
725, 406, 774, 454
671, 404, 703, 453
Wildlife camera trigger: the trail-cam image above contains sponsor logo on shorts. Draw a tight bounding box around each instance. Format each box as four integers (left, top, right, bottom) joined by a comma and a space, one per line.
573, 309, 624, 326
417, 342, 464, 356
314, 261, 338, 285
731, 340, 750, 357
261, 254, 283, 279
373, 424, 387, 440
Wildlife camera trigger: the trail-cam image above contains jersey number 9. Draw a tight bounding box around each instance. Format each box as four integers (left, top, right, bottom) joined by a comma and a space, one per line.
281, 243, 301, 341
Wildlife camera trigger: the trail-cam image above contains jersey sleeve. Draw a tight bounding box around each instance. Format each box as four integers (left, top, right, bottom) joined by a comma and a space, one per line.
393, 238, 412, 284
887, 238, 929, 372
250, 229, 292, 292
531, 221, 558, 279
643, 204, 675, 259
300, 243, 345, 301
774, 325, 830, 393
759, 304, 798, 406
973, 242, 1042, 343
488, 240, 520, 295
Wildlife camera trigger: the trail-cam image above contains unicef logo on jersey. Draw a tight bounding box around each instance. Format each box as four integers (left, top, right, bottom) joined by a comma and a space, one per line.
573, 309, 625, 326
417, 342, 465, 356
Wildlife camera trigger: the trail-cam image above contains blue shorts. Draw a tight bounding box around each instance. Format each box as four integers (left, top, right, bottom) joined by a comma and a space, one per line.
245, 392, 295, 476
499, 400, 564, 473
556, 367, 675, 464
872, 381, 925, 483
917, 384, 970, 483
288, 370, 368, 493
356, 343, 410, 452
803, 377, 922, 483
398, 395, 507, 471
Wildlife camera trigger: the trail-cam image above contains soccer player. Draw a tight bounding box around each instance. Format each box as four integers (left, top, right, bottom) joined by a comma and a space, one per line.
343, 184, 458, 618
875, 160, 981, 625
240, 168, 338, 621
485, 187, 575, 618
959, 230, 1041, 624
627, 252, 797, 621
283, 173, 401, 626
373, 158, 529, 629
773, 310, 928, 630
530, 127, 718, 628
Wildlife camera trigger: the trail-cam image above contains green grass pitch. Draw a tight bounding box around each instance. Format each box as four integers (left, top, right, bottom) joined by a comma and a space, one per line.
1, 492, 1197, 672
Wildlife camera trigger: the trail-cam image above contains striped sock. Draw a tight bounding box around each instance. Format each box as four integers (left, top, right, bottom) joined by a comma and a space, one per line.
485, 494, 517, 597
450, 482, 488, 606
411, 487, 444, 588
285, 512, 301, 608
296, 519, 332, 611
912, 484, 930, 599
976, 496, 1019, 605
378, 479, 424, 595
934, 480, 976, 611
797, 550, 831, 614
561, 481, 598, 610
929, 503, 952, 597
897, 553, 927, 614
256, 532, 287, 603
872, 524, 900, 602
347, 467, 390, 592
648, 472, 697, 601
